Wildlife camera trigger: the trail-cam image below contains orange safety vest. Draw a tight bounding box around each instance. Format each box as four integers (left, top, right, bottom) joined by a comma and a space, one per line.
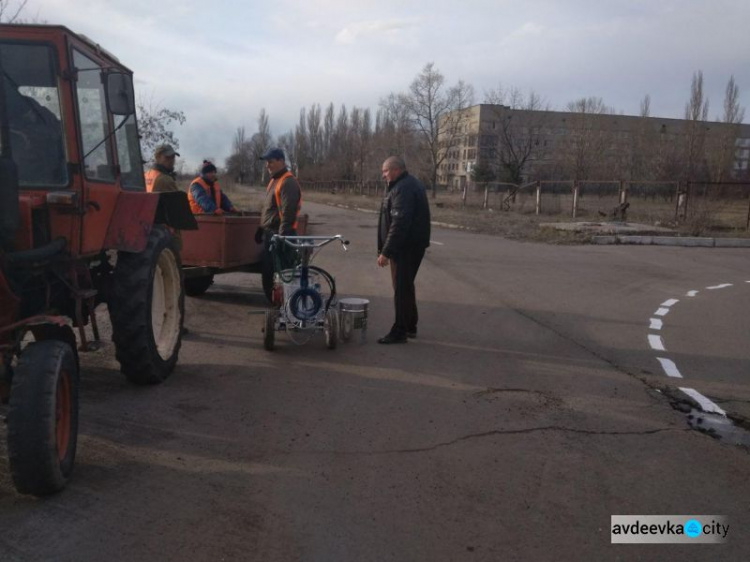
188, 176, 223, 214
266, 171, 302, 230
144, 168, 161, 192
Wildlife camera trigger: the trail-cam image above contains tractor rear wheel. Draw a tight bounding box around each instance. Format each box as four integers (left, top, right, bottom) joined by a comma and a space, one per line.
110, 225, 184, 385
184, 274, 214, 296
7, 340, 79, 496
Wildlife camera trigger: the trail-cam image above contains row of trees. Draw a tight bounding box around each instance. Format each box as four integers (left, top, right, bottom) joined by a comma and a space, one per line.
225, 63, 476, 195
225, 64, 748, 191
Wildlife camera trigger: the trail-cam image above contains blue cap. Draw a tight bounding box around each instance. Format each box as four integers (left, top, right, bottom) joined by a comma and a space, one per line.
259, 148, 285, 161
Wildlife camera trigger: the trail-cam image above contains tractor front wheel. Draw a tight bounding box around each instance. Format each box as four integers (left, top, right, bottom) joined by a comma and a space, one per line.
110, 226, 184, 385
7, 340, 79, 496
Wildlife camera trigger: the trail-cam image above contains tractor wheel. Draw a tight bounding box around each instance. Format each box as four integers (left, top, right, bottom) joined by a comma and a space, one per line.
7, 340, 79, 496
263, 310, 277, 351
324, 309, 338, 350
184, 274, 214, 297
110, 225, 184, 385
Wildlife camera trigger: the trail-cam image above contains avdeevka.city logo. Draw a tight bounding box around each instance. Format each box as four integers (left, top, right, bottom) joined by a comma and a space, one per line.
611, 515, 728, 544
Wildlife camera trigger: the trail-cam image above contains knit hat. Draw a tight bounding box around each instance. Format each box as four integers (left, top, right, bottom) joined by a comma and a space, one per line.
201, 160, 217, 175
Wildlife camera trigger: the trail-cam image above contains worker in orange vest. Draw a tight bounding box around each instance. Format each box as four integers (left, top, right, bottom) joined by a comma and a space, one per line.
188, 161, 237, 215
144, 144, 180, 193
255, 148, 302, 244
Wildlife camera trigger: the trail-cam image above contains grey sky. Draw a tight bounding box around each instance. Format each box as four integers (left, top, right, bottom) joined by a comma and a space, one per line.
27, 0, 750, 171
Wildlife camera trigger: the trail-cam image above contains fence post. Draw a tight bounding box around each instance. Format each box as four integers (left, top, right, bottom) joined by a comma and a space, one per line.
461, 183, 468, 207
483, 185, 489, 209
619, 180, 627, 205
675, 181, 688, 222
535, 181, 542, 215
572, 181, 579, 219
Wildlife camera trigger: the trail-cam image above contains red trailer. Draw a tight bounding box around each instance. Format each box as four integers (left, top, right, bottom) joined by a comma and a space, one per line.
181, 212, 308, 299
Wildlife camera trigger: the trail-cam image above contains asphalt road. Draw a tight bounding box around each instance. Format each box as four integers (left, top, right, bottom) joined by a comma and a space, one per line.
1, 201, 749, 561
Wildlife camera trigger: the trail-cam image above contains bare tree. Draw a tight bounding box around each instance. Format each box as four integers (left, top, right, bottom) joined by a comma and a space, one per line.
640, 94, 651, 118
231, 126, 249, 183
136, 93, 186, 163
561, 97, 614, 181
399, 63, 474, 196
277, 130, 297, 175
0, 0, 28, 23
682, 70, 710, 181
306, 103, 323, 166
323, 102, 334, 160
294, 107, 309, 174
707, 75, 746, 181
482, 87, 551, 183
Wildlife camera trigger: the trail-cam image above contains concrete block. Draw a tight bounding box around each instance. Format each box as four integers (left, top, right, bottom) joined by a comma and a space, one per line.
713, 238, 750, 248
593, 236, 617, 245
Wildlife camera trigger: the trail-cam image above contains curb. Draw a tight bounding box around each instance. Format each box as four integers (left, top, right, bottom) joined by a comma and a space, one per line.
593, 235, 750, 247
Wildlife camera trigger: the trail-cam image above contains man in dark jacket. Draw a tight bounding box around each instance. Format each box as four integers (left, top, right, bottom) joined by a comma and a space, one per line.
377, 156, 431, 344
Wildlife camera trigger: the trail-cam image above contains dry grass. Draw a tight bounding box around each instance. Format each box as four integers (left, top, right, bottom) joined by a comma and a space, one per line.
189, 181, 749, 242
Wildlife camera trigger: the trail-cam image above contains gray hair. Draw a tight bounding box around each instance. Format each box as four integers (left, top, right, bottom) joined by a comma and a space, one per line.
383, 156, 406, 172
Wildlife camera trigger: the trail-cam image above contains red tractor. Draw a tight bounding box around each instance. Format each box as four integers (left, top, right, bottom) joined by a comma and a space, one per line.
0, 24, 196, 495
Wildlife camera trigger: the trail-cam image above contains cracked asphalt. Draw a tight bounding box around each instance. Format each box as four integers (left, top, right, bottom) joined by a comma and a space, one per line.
1, 201, 749, 561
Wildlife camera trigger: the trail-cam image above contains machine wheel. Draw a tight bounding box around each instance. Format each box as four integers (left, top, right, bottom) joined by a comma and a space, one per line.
184, 274, 214, 297
110, 225, 184, 385
324, 309, 338, 350
7, 340, 79, 496
263, 310, 277, 351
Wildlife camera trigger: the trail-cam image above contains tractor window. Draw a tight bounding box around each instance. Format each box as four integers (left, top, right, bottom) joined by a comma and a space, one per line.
73, 50, 115, 182
0, 42, 68, 187
115, 114, 145, 190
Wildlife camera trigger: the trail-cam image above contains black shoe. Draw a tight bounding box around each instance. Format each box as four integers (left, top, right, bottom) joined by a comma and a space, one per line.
407, 330, 417, 339
377, 334, 408, 344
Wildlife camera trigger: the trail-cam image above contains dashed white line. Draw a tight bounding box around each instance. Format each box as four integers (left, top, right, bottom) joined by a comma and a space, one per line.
679, 388, 727, 416
648, 335, 666, 351
656, 357, 683, 378
686, 290, 699, 297
661, 299, 679, 307
654, 308, 670, 317
430, 240, 445, 246
649, 318, 663, 330
706, 283, 733, 290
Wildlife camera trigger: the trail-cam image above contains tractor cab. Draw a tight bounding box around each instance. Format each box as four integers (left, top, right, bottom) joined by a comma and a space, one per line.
0, 24, 183, 258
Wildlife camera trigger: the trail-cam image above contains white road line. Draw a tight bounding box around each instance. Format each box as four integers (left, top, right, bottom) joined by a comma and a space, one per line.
661, 299, 679, 307
706, 283, 733, 290
430, 240, 445, 246
679, 388, 727, 416
648, 335, 666, 351
686, 290, 699, 297
656, 357, 683, 378
654, 308, 670, 317
649, 318, 663, 330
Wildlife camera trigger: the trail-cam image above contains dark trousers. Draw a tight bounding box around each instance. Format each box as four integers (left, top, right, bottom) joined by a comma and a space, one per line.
389, 247, 425, 337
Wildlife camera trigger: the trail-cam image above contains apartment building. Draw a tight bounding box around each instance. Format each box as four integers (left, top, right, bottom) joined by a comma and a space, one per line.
438, 104, 750, 189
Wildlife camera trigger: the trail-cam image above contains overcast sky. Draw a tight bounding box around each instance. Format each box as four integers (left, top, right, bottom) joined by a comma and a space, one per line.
23, 0, 750, 170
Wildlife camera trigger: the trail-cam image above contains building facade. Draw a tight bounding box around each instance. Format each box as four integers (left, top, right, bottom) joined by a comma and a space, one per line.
438, 104, 750, 189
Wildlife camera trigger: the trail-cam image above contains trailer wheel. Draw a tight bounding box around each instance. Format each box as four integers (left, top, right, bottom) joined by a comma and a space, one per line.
7, 340, 79, 496
184, 274, 214, 297
111, 225, 184, 385
263, 310, 276, 351
261, 252, 274, 303
324, 309, 338, 350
